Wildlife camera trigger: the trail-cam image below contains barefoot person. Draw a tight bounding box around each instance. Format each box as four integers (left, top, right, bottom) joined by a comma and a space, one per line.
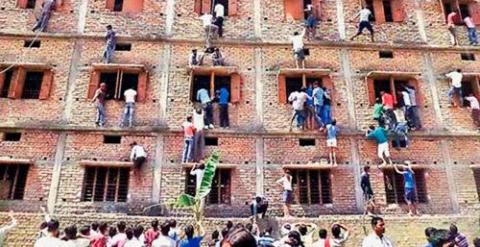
394, 161, 418, 216
276, 168, 294, 218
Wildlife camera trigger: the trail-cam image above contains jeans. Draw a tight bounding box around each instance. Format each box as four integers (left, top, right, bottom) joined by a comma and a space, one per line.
468, 27, 478, 45
321, 105, 332, 125
393, 123, 409, 148
219, 104, 229, 127
251, 201, 268, 217
294, 110, 306, 128
214, 17, 224, 37
96, 103, 106, 126
120, 102, 135, 127
203, 103, 214, 126
383, 108, 397, 130
103, 44, 115, 64
313, 104, 324, 128
32, 12, 52, 32
448, 26, 458, 45
406, 106, 422, 129
448, 87, 463, 106
182, 137, 194, 163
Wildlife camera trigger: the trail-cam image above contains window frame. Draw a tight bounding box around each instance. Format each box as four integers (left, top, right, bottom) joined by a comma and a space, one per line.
366, 74, 422, 106
0, 65, 53, 100
185, 168, 232, 205
473, 168, 480, 202
369, 0, 406, 23
106, 0, 144, 13
81, 166, 130, 203
278, 72, 333, 105
383, 168, 428, 204
290, 169, 332, 205
87, 65, 148, 102
0, 164, 30, 200
459, 75, 480, 107
189, 69, 241, 104
441, 0, 480, 25
194, 0, 238, 16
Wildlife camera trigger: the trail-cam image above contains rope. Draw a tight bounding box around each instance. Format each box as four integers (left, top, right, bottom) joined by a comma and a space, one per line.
0, 8, 45, 74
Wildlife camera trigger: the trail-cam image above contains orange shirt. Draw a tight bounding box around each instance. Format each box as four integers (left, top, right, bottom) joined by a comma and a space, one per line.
382, 93, 394, 109
182, 121, 195, 138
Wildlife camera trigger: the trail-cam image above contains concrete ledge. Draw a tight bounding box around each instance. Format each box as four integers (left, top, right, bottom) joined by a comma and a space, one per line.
187, 66, 238, 76
0, 157, 33, 165
91, 63, 146, 72
79, 160, 133, 168
181, 163, 237, 169
282, 163, 334, 170
279, 68, 331, 77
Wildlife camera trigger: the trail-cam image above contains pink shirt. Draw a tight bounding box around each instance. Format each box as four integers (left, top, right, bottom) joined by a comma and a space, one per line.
91, 234, 107, 247
447, 12, 457, 25
182, 122, 195, 138
144, 229, 160, 247
464, 16, 476, 28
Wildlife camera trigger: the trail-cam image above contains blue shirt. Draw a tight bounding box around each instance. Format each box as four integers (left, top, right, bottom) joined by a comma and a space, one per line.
403, 170, 415, 189
218, 88, 229, 105
196, 89, 211, 104
313, 87, 324, 106
179, 236, 203, 247
306, 87, 314, 106
326, 124, 337, 140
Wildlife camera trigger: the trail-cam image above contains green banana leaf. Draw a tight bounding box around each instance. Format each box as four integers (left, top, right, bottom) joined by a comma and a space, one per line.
196, 151, 220, 199
175, 194, 196, 208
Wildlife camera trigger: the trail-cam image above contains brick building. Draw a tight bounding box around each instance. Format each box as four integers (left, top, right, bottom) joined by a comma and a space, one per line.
0, 0, 480, 245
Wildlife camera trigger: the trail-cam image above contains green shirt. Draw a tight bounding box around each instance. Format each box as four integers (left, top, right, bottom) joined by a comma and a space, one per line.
367, 127, 389, 144
373, 103, 383, 119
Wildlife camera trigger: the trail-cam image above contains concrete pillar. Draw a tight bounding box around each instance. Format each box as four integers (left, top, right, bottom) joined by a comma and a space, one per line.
255, 137, 265, 195
440, 140, 460, 213
254, 47, 264, 125
423, 52, 445, 129
47, 132, 67, 214
336, 0, 346, 40
152, 135, 164, 203
253, 0, 262, 38
165, 0, 176, 36
158, 45, 171, 122
339, 49, 357, 128
62, 41, 83, 122
414, 0, 428, 43
77, 0, 88, 33
350, 138, 364, 212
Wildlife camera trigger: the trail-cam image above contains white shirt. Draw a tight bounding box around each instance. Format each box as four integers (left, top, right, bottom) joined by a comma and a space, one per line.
124, 89, 137, 103
193, 109, 205, 130
405, 87, 417, 106
290, 30, 305, 50
446, 71, 463, 88
465, 96, 480, 109
214, 4, 225, 17
276, 176, 292, 191
200, 14, 213, 27
62, 240, 77, 247
124, 237, 144, 247
362, 233, 394, 247
130, 145, 147, 160
34, 236, 64, 247
288, 91, 310, 111
108, 233, 127, 247
190, 168, 205, 191
393, 108, 406, 123
401, 91, 411, 106
152, 236, 176, 247
359, 8, 372, 22
75, 238, 91, 247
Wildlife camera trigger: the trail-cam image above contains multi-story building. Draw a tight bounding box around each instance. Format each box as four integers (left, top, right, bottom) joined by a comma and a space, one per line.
0, 0, 479, 245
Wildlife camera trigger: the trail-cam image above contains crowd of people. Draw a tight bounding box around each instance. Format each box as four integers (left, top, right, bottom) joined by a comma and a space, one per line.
2, 209, 479, 247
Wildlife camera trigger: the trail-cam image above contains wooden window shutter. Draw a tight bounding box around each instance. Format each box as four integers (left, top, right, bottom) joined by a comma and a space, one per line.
229, 0, 238, 16
0, 72, 5, 96
313, 0, 323, 21
87, 71, 100, 99
408, 78, 424, 106
106, 0, 115, 11
8, 67, 26, 99
473, 76, 480, 100
230, 73, 241, 103
123, 0, 144, 13
189, 71, 195, 101
284, 0, 304, 20
17, 0, 28, 8
366, 77, 376, 106
469, 3, 480, 25
54, 0, 64, 11
391, 0, 406, 22
202, 0, 212, 14
136, 71, 148, 102
373, 0, 386, 24
278, 74, 287, 104
39, 69, 53, 100
194, 0, 202, 14
389, 77, 398, 105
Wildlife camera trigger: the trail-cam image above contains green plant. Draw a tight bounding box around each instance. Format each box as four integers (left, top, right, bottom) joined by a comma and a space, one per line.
174, 151, 220, 229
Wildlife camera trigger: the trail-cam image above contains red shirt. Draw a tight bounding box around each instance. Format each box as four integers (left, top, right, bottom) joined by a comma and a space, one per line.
382, 93, 394, 109
91, 234, 107, 247
182, 121, 195, 138
144, 229, 160, 247
447, 12, 457, 25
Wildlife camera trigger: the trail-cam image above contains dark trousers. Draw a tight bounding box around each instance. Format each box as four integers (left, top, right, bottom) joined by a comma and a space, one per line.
203, 103, 214, 126
133, 156, 146, 168
250, 202, 268, 217
219, 104, 229, 127
215, 17, 224, 37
